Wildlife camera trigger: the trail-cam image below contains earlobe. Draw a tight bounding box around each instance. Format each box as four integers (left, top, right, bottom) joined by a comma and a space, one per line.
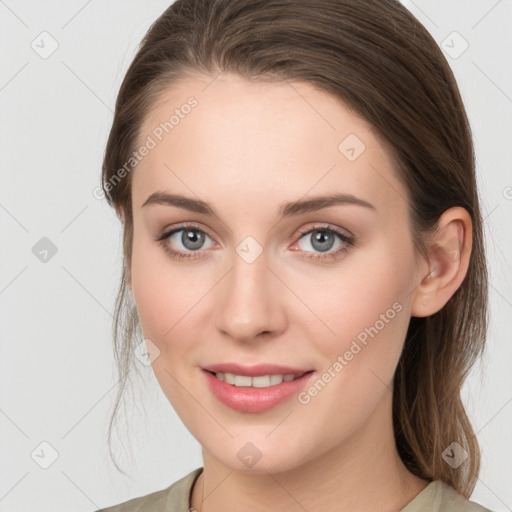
410, 207, 472, 318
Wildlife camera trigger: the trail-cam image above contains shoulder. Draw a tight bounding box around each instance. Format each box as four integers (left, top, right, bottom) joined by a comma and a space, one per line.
435, 481, 493, 512
94, 467, 203, 512
436, 482, 493, 512
402, 480, 493, 512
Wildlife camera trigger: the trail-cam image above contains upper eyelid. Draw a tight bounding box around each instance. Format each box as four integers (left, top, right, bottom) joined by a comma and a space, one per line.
168, 222, 216, 241
163, 222, 352, 246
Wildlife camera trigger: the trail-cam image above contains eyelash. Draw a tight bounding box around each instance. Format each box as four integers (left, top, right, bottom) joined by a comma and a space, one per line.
155, 222, 355, 262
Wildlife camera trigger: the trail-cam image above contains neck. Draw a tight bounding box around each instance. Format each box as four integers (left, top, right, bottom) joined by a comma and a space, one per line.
190, 392, 429, 512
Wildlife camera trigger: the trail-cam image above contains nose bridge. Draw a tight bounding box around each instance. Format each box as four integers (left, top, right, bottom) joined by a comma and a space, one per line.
215, 238, 282, 340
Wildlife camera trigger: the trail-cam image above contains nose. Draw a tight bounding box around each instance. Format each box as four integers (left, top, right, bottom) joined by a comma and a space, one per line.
215, 246, 286, 343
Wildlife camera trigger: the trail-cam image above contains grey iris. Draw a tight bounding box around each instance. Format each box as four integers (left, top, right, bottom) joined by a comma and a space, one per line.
182, 229, 205, 250
311, 230, 335, 252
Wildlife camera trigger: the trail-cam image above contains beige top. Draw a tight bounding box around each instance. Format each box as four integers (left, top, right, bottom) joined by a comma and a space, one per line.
96, 467, 492, 512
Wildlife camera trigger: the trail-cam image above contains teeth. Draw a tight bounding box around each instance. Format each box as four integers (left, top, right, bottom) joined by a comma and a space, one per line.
214, 372, 303, 387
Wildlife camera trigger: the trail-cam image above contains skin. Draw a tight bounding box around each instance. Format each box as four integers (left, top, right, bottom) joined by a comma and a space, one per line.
122, 71, 473, 511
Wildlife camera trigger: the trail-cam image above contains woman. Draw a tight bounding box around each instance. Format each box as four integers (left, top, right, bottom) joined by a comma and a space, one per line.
96, 0, 492, 510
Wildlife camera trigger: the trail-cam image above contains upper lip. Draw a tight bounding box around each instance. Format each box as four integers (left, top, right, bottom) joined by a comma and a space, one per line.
202, 362, 313, 377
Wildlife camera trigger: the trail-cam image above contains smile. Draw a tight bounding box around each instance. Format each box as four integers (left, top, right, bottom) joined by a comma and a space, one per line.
211, 371, 307, 387
202, 369, 315, 413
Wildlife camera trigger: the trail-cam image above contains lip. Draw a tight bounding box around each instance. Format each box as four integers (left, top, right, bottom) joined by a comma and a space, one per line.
202, 368, 316, 413
202, 362, 312, 377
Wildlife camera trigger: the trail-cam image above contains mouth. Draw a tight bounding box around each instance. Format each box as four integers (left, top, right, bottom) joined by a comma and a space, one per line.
202, 368, 316, 413
204, 369, 313, 388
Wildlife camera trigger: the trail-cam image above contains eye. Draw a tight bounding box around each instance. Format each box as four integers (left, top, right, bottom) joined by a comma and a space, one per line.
155, 223, 214, 260
155, 222, 355, 262
292, 224, 355, 261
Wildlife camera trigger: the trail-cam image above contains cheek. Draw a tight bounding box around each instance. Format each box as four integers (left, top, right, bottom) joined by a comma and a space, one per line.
130, 235, 182, 343
292, 273, 410, 455
130, 236, 215, 358
309, 244, 413, 401
131, 270, 198, 349
131, 245, 167, 339
130, 250, 206, 413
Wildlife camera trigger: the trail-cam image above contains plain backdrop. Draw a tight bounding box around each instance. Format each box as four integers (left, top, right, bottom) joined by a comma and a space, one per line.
0, 1, 511, 511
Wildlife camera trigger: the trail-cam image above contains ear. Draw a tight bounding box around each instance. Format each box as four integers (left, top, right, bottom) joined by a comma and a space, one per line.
410, 207, 472, 318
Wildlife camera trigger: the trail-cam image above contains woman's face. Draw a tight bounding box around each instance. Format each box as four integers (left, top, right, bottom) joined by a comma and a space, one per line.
129, 72, 427, 473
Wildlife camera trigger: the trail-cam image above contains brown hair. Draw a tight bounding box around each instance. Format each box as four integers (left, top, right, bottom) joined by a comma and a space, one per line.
101, 0, 488, 498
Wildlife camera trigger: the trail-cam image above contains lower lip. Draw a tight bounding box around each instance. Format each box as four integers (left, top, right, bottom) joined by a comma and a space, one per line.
202, 369, 315, 413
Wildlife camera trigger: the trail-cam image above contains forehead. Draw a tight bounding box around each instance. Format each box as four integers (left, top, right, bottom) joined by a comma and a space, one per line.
133, 72, 408, 218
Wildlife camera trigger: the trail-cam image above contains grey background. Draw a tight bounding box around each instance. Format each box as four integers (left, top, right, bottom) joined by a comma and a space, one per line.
0, 0, 511, 511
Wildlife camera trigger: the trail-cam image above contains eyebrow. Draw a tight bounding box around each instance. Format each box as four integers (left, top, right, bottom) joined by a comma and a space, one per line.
141, 191, 376, 217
